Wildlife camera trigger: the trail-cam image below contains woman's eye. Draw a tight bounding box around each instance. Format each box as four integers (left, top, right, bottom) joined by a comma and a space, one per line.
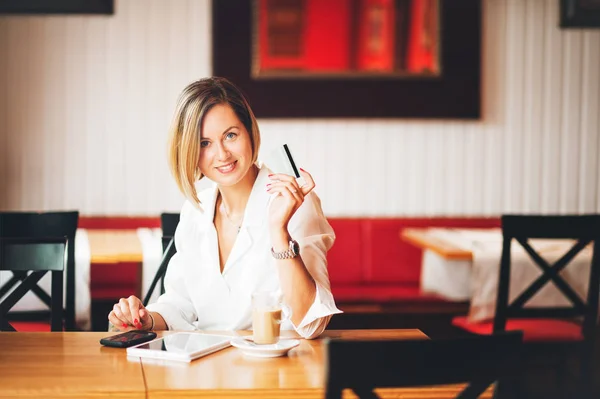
225, 132, 237, 140
200, 141, 210, 148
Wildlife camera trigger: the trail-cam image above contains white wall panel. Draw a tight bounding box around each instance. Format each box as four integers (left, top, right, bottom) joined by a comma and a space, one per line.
560, 29, 583, 213
522, 0, 544, 213
0, 18, 7, 204
540, 0, 563, 214
578, 30, 600, 213
0, 0, 599, 217
503, 0, 526, 213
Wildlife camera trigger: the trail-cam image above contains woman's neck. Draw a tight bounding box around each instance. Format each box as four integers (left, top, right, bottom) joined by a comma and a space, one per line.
217, 164, 259, 216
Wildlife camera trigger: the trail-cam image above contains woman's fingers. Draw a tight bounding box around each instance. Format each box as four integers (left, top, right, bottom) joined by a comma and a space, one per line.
269, 170, 315, 196
117, 298, 134, 325
109, 306, 129, 330
276, 185, 298, 203
115, 296, 141, 328
128, 296, 143, 329
267, 181, 303, 203
110, 296, 144, 330
139, 309, 152, 330
298, 168, 315, 195
112, 304, 127, 322
268, 174, 303, 198
268, 173, 296, 183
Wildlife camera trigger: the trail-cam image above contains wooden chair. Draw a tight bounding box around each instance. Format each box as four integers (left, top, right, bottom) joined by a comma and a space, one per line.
0, 237, 67, 331
160, 212, 179, 242
142, 213, 179, 306
325, 331, 524, 399
0, 211, 79, 330
452, 214, 600, 397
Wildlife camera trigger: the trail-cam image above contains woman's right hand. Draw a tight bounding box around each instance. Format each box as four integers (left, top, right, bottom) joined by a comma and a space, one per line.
108, 295, 152, 331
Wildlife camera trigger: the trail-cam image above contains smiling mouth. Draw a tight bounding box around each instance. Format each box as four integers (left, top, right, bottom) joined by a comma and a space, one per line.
216, 161, 237, 173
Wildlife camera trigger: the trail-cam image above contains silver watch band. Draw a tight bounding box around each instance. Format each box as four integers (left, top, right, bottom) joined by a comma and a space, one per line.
271, 240, 299, 259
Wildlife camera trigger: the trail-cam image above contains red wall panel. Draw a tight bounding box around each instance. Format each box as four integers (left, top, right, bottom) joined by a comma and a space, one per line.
304, 0, 352, 71
327, 219, 364, 284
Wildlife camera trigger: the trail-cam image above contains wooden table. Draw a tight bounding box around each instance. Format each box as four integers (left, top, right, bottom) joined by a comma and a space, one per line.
401, 228, 473, 260
87, 230, 144, 264
0, 332, 146, 398
143, 329, 431, 399
0, 330, 493, 399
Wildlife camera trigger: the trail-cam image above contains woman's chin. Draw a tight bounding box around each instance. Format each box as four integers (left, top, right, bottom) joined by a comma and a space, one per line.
211, 170, 245, 187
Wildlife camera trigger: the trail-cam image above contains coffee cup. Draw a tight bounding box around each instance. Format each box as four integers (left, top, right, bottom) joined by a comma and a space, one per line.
251, 291, 289, 345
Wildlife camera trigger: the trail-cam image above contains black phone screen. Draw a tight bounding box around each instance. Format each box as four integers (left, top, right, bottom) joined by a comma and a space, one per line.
100, 330, 157, 348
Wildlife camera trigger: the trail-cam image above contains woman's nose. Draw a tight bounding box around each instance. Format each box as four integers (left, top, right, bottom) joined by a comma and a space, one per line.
216, 143, 230, 160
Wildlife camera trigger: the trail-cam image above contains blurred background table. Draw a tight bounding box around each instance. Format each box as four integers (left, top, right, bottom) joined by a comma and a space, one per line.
87, 230, 144, 264
401, 228, 593, 322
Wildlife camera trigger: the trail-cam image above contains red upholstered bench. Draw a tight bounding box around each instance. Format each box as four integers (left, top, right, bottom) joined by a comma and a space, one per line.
79, 217, 500, 306
327, 218, 500, 304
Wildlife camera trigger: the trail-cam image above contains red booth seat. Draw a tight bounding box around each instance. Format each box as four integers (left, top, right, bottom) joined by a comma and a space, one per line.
77, 216, 500, 305
452, 316, 584, 342
12, 322, 52, 332
327, 218, 500, 303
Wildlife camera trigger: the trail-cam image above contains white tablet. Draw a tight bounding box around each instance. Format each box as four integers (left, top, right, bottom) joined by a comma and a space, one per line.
126, 333, 232, 362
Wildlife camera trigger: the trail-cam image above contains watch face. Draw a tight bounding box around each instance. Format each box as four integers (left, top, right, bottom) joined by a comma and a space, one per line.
291, 240, 300, 255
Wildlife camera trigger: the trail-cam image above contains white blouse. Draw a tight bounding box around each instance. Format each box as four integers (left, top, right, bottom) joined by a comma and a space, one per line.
146, 165, 342, 338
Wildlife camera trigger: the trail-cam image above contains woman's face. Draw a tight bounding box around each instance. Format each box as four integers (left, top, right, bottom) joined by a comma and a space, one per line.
198, 103, 254, 187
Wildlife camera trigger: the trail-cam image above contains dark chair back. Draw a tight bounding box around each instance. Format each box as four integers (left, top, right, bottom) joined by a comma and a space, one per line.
0, 237, 67, 331
161, 212, 180, 241
494, 215, 600, 340
0, 211, 79, 330
325, 331, 524, 399
141, 213, 180, 307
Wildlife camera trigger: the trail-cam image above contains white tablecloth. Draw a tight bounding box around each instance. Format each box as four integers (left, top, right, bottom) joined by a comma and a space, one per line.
420, 228, 593, 322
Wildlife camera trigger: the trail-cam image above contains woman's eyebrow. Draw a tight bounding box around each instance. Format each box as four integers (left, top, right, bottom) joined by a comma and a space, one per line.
221, 125, 238, 135
201, 125, 238, 140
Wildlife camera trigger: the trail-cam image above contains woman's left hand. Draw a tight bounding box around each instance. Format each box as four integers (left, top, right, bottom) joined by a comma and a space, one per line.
267, 168, 315, 230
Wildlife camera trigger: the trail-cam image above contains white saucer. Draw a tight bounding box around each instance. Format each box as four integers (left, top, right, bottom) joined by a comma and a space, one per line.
230, 338, 300, 358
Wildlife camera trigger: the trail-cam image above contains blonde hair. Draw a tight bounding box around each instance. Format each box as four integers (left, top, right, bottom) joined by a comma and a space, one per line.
167, 77, 261, 207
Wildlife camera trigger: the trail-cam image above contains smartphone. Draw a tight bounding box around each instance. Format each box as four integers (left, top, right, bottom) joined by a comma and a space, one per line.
100, 330, 157, 348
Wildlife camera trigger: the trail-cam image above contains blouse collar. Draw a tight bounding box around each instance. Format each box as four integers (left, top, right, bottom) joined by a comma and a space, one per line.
196, 163, 272, 230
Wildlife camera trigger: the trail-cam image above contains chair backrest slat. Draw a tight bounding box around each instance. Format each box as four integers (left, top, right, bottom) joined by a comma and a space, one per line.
142, 213, 180, 307
159, 212, 180, 294
502, 214, 600, 239
142, 237, 176, 307
160, 212, 180, 239
1, 240, 66, 272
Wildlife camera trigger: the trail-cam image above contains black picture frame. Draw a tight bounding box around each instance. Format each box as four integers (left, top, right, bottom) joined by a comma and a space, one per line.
560, 0, 600, 28
0, 0, 114, 15
212, 0, 481, 119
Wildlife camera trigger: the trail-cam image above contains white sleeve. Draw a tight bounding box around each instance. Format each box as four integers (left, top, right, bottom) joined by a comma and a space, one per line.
146, 202, 197, 331
287, 192, 342, 339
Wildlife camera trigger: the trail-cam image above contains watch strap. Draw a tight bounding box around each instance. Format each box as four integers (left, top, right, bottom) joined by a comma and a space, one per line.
271, 240, 299, 259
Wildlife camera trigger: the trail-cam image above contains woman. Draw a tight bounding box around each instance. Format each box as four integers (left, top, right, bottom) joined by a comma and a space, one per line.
108, 77, 341, 338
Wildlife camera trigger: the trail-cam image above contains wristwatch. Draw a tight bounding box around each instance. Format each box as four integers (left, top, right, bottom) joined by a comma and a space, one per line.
271, 240, 300, 260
